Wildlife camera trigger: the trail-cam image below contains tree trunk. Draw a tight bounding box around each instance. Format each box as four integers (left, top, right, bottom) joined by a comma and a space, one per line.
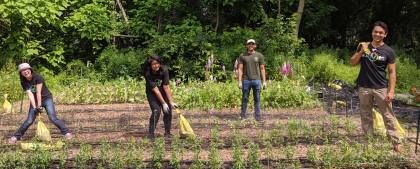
244, 18, 247, 30
116, 0, 129, 24
215, 3, 219, 33
157, 12, 161, 33
278, 0, 281, 15
295, 0, 305, 38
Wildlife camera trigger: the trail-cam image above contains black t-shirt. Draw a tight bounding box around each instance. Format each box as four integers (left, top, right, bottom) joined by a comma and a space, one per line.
145, 67, 170, 98
21, 73, 53, 103
356, 43, 396, 89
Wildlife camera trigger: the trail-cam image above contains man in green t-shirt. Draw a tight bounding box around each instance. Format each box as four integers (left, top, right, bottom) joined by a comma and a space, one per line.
238, 39, 266, 121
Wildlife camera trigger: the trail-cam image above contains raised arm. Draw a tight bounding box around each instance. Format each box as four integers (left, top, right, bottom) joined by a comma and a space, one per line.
350, 44, 368, 67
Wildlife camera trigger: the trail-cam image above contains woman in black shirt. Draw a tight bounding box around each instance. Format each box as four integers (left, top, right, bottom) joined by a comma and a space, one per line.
9, 63, 71, 143
143, 55, 178, 142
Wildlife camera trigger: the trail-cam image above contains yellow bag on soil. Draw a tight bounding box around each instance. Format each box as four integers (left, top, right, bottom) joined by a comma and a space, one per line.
21, 141, 63, 151
36, 114, 52, 142
2, 94, 14, 115
332, 101, 346, 108
175, 109, 195, 138
373, 108, 405, 138
327, 82, 342, 90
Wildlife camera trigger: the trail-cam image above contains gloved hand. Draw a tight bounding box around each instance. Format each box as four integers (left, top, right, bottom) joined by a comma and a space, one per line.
238, 81, 242, 89
263, 81, 267, 90
162, 103, 170, 114
34, 106, 43, 114
169, 101, 178, 109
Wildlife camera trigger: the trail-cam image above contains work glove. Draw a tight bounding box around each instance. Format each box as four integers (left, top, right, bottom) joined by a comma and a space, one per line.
162, 103, 170, 114
263, 81, 267, 90
169, 101, 178, 109
34, 106, 43, 114
238, 81, 242, 89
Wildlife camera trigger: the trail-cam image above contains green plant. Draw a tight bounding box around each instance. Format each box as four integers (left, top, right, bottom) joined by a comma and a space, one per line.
151, 137, 165, 168
232, 137, 245, 169
190, 138, 203, 169
169, 136, 181, 168
74, 144, 94, 168
246, 141, 263, 169
207, 141, 223, 169
284, 142, 296, 163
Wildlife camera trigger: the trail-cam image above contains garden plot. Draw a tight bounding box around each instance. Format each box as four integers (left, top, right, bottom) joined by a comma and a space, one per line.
0, 101, 419, 168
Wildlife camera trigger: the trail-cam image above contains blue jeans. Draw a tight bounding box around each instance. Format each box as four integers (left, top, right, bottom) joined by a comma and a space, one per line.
14, 99, 70, 140
241, 80, 261, 118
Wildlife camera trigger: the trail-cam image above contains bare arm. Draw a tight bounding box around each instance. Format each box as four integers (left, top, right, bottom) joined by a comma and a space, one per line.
238, 64, 243, 82
26, 90, 37, 108
151, 87, 166, 104
386, 63, 396, 103
260, 65, 266, 82
163, 85, 173, 102
36, 83, 43, 106
350, 44, 367, 67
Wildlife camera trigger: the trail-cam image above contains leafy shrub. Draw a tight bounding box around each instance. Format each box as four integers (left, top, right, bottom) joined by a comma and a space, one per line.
94, 46, 147, 80
173, 79, 317, 110
307, 52, 360, 86
394, 57, 420, 93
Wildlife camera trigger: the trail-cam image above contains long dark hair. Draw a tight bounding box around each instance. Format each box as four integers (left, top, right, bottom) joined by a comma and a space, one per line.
143, 55, 166, 79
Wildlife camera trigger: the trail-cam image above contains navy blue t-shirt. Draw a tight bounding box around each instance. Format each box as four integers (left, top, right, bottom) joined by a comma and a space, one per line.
356, 43, 396, 89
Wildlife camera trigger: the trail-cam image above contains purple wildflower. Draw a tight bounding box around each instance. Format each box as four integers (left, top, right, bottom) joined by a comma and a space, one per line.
206, 65, 209, 72
290, 68, 294, 76
286, 61, 290, 71
202, 82, 205, 85
187, 88, 193, 92
281, 67, 287, 75
269, 80, 272, 85
310, 76, 314, 82
222, 66, 225, 71
214, 77, 217, 82
234, 60, 238, 68
234, 74, 237, 78
176, 80, 179, 85
209, 109, 213, 114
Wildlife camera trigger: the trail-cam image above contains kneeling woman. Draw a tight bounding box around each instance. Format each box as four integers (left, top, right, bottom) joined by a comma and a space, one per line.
143, 55, 178, 141
9, 63, 71, 143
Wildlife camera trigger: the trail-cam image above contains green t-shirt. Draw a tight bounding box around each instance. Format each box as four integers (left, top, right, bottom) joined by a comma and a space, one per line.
238, 52, 264, 80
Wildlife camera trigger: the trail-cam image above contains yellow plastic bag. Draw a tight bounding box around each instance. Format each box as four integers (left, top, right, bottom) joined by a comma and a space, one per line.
36, 114, 52, 142
175, 109, 195, 138
3, 94, 14, 115
327, 82, 342, 90
21, 141, 63, 151
373, 108, 405, 138
357, 42, 371, 54
332, 101, 346, 108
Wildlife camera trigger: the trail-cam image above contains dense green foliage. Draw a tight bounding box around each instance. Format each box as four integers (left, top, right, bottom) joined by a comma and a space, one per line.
1, 0, 419, 105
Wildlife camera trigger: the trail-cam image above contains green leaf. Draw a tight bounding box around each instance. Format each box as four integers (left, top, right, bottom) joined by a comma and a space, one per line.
92, 42, 99, 48
20, 9, 28, 15
27, 6, 35, 12
8, 43, 17, 50
27, 49, 39, 55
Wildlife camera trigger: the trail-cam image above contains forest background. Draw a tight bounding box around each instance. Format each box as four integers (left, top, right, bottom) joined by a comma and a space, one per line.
1, 0, 419, 103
